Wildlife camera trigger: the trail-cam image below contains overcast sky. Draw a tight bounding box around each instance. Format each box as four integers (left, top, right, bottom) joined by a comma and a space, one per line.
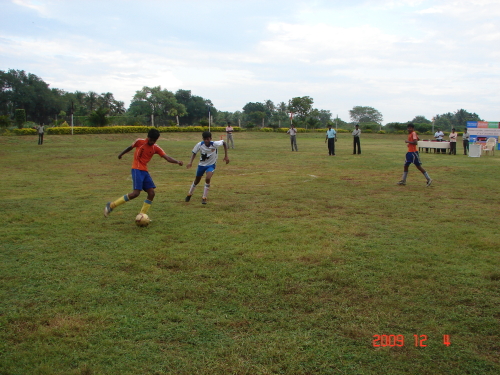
1, 0, 499, 123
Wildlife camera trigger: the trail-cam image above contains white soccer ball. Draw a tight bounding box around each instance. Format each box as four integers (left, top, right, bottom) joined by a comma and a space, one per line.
135, 213, 150, 227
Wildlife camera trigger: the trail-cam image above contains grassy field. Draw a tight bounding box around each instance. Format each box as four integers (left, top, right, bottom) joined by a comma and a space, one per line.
1, 131, 499, 375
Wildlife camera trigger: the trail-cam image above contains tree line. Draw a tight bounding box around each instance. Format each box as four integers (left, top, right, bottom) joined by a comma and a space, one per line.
0, 69, 483, 131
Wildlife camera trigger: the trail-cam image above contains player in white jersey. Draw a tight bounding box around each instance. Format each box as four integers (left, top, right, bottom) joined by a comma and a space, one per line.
185, 131, 230, 204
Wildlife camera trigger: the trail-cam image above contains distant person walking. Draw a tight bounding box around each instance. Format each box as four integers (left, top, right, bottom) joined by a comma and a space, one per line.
462, 128, 470, 155
449, 128, 457, 155
352, 124, 361, 154
225, 122, 235, 149
287, 124, 298, 151
36, 124, 45, 145
325, 124, 337, 155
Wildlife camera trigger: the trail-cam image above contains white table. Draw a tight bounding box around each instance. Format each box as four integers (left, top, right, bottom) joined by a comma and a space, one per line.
417, 141, 450, 153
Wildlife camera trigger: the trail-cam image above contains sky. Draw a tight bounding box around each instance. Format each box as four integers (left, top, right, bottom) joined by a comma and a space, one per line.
1, 0, 499, 124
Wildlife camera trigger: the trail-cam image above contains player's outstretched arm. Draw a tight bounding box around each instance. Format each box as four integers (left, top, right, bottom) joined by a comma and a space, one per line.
118, 146, 134, 159
186, 152, 197, 169
162, 154, 183, 166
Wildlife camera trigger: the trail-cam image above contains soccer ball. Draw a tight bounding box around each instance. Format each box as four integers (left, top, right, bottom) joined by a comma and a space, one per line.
135, 213, 150, 227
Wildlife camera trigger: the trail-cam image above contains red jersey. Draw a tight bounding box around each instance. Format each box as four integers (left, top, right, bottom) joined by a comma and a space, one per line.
407, 131, 418, 152
131, 139, 166, 171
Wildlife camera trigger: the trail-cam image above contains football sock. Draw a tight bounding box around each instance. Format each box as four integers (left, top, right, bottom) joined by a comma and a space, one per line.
110, 194, 129, 209
140, 199, 152, 214
188, 183, 197, 196
203, 183, 210, 198
423, 172, 431, 180
402, 172, 408, 182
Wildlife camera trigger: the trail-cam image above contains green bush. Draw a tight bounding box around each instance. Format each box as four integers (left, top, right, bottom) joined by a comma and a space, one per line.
5, 125, 240, 136
0, 115, 12, 128
15, 109, 26, 129
378, 130, 386, 134
11, 128, 37, 135
259, 127, 274, 132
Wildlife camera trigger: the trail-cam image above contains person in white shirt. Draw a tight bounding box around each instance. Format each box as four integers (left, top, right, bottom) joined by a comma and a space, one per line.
287, 124, 298, 151
185, 131, 229, 204
36, 124, 45, 145
434, 128, 445, 153
352, 124, 361, 154
448, 128, 457, 155
225, 122, 234, 149
462, 128, 470, 155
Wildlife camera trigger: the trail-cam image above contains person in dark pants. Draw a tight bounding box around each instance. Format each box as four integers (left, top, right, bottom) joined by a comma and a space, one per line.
449, 128, 457, 155
462, 128, 470, 155
325, 124, 337, 155
37, 124, 45, 145
352, 124, 361, 154
287, 124, 298, 151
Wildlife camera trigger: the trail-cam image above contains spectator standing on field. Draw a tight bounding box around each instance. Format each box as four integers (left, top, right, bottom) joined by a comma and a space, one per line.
449, 128, 457, 155
434, 128, 445, 153
325, 124, 337, 155
352, 124, 361, 154
36, 124, 45, 145
462, 128, 470, 155
287, 124, 298, 151
225, 122, 235, 149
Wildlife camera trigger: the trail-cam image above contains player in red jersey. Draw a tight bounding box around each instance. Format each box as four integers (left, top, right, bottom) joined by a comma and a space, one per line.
104, 128, 183, 218
397, 123, 432, 187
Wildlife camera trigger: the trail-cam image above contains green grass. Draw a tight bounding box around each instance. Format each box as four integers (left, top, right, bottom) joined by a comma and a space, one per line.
1, 132, 499, 374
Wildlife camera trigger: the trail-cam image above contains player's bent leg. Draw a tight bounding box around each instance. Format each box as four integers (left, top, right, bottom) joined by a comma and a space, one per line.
105, 193, 134, 217
146, 188, 155, 201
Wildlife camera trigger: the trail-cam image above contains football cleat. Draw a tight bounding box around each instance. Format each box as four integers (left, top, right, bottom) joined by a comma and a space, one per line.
104, 202, 113, 217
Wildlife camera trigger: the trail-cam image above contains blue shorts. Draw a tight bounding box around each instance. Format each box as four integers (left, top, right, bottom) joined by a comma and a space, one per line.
131, 169, 156, 191
196, 164, 216, 177
404, 152, 422, 167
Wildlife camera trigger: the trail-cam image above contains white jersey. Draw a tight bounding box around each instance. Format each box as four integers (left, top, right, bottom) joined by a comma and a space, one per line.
192, 140, 224, 166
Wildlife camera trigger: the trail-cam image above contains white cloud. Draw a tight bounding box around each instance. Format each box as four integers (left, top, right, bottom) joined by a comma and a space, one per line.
2, 0, 500, 123
12, 0, 49, 16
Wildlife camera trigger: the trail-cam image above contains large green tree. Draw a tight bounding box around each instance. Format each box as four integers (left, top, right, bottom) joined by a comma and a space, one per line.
288, 96, 313, 119
132, 86, 186, 127
433, 109, 481, 130
174, 89, 215, 125
0, 69, 63, 123
349, 106, 383, 124
243, 102, 271, 127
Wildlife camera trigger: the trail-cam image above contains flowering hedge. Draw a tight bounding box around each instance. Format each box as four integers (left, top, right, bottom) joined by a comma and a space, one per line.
8, 126, 240, 136
6, 125, 359, 136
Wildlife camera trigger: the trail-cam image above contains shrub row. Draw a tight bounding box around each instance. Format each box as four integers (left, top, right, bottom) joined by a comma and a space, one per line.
8, 126, 241, 136
6, 126, 394, 136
